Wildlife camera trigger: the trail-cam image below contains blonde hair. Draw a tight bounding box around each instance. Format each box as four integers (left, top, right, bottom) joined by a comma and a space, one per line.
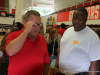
23, 10, 40, 20
39, 25, 44, 36
47, 29, 57, 44
46, 26, 53, 33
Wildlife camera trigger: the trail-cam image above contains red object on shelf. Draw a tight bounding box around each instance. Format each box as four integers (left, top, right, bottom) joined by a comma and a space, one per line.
0, 11, 6, 16
77, 3, 83, 7
12, 9, 15, 14
72, 6, 76, 9
59, 10, 63, 13
94, 0, 100, 3
84, 2, 91, 6
67, 7, 71, 10
62, 8, 66, 12
91, 0, 99, 4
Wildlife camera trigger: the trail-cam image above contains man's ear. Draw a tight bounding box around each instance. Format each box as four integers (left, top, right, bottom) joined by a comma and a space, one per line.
23, 20, 27, 26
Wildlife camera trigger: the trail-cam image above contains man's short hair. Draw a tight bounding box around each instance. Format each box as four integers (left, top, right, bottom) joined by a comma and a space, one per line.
61, 23, 66, 28
75, 7, 88, 18
23, 10, 40, 20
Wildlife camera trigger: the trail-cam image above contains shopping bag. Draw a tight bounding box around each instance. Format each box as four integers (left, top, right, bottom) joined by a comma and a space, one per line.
49, 59, 56, 68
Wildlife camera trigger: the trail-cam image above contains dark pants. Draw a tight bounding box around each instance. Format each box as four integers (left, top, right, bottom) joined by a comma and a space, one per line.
56, 72, 65, 75
0, 63, 8, 75
74, 72, 88, 75
97, 63, 100, 75
74, 72, 100, 75
56, 72, 88, 75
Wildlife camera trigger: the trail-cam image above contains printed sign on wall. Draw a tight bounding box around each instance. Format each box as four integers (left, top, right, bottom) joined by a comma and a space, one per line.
57, 4, 100, 22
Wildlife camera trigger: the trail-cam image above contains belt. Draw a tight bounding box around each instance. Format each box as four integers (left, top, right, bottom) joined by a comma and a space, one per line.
74, 72, 88, 75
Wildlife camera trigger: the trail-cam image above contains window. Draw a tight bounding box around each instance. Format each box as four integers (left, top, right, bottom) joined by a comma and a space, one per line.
24, 7, 54, 16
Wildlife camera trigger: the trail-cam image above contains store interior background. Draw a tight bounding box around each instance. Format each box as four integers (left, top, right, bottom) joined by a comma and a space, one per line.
0, 0, 100, 42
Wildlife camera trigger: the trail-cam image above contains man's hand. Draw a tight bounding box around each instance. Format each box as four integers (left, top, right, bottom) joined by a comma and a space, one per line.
54, 68, 59, 74
88, 60, 99, 75
57, 48, 60, 53
24, 21, 37, 34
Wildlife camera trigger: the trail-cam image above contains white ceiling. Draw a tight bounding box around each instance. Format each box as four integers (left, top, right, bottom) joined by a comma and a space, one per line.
24, 0, 54, 5
23, 0, 54, 10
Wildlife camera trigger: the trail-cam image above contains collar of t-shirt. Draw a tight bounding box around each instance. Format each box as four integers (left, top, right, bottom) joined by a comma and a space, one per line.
73, 26, 88, 33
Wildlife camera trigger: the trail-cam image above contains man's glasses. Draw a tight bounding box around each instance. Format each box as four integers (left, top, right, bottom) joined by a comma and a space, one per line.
35, 22, 43, 27
26, 20, 43, 27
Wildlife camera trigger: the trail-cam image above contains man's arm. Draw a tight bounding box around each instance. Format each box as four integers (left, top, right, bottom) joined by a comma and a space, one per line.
43, 64, 50, 75
6, 31, 28, 56
88, 60, 99, 75
6, 21, 36, 56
